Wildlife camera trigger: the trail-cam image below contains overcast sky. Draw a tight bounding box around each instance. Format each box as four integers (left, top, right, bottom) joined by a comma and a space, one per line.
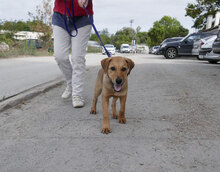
0, 0, 197, 34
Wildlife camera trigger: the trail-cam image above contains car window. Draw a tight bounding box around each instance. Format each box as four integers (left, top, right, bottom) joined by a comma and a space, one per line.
180, 35, 189, 41
123, 46, 129, 48
161, 39, 168, 44
106, 45, 114, 48
186, 35, 199, 43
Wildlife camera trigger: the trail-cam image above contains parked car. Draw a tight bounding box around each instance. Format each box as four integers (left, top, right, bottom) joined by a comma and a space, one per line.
160, 32, 216, 59
120, 44, 130, 53
0, 42, 9, 51
102, 44, 115, 55
193, 35, 217, 59
199, 26, 220, 64
151, 46, 159, 54
212, 36, 220, 54
149, 47, 153, 54
159, 37, 183, 54
199, 35, 220, 64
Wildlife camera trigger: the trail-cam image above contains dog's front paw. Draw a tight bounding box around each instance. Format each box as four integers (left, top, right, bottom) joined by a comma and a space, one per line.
118, 117, 126, 124
90, 108, 97, 114
101, 126, 111, 134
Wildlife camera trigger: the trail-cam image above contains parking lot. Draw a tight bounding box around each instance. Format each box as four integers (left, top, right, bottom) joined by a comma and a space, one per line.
0, 53, 219, 172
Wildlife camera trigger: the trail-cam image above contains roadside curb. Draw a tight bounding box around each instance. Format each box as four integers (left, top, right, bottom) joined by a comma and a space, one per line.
0, 77, 64, 113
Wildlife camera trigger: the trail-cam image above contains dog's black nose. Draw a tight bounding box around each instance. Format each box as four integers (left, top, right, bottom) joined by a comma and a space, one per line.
116, 77, 122, 84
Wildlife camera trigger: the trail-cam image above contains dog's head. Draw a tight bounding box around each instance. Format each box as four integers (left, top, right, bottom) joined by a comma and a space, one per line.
101, 56, 135, 92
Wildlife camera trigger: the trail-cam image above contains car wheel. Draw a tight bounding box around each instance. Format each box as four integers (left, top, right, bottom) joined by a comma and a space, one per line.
208, 60, 218, 64
197, 55, 203, 60
166, 48, 177, 59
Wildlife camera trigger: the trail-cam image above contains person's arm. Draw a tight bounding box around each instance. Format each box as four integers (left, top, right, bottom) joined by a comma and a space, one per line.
78, 0, 90, 8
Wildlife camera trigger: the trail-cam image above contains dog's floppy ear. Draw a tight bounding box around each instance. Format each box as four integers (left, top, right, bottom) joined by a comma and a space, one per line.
125, 58, 135, 75
101, 57, 112, 73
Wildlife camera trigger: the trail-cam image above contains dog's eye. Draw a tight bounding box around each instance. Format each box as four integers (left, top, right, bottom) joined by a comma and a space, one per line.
121, 67, 127, 71
111, 67, 116, 71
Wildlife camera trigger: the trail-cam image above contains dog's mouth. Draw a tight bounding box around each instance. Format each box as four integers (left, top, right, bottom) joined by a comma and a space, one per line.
113, 83, 122, 92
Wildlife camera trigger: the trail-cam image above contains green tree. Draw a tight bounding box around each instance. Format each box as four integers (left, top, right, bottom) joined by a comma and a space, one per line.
28, 0, 52, 47
136, 32, 148, 44
15, 21, 30, 31
90, 28, 112, 45
147, 16, 188, 47
111, 27, 136, 49
185, 0, 220, 29
136, 26, 141, 33
135, 26, 149, 45
0, 32, 14, 46
0, 20, 30, 31
0, 20, 31, 46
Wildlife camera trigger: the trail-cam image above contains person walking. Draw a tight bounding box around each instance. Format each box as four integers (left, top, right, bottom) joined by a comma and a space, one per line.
52, 0, 93, 108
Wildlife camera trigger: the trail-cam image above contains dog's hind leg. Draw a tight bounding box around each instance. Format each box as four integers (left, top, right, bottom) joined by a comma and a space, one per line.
90, 69, 103, 114
90, 87, 101, 114
112, 97, 118, 119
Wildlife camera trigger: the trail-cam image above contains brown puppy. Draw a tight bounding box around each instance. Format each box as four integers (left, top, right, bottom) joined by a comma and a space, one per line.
90, 56, 135, 134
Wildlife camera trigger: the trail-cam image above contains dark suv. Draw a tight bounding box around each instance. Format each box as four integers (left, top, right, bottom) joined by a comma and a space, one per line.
160, 32, 216, 59
159, 37, 183, 55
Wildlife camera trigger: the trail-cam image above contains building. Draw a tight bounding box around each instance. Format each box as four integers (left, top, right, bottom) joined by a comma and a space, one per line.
204, 11, 220, 34
13, 31, 44, 40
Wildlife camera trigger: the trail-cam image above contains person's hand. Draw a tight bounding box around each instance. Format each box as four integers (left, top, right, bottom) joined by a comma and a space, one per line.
78, 0, 89, 8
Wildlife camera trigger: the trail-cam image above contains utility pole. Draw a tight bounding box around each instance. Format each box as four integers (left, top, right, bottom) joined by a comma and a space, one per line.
130, 19, 134, 28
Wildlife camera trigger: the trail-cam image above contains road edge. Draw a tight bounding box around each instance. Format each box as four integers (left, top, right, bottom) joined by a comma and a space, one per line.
0, 77, 64, 113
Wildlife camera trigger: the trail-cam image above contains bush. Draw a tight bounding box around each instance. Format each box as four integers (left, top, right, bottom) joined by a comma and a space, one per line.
87, 46, 102, 53
0, 40, 37, 57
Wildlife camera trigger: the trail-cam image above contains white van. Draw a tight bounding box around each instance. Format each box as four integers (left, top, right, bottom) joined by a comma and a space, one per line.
102, 44, 115, 55
120, 44, 130, 53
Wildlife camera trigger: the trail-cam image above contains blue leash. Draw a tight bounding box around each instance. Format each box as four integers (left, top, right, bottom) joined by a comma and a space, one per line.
64, 0, 78, 37
83, 6, 111, 57
63, 0, 111, 57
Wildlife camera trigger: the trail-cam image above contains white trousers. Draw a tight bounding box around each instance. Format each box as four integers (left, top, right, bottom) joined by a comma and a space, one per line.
53, 25, 92, 97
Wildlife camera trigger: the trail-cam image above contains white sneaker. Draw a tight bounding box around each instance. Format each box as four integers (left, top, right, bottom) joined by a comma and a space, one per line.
61, 85, 72, 99
72, 95, 85, 108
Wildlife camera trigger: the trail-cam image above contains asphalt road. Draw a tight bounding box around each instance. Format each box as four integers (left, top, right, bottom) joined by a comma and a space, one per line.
0, 54, 106, 101
0, 57, 62, 100
0, 54, 220, 171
